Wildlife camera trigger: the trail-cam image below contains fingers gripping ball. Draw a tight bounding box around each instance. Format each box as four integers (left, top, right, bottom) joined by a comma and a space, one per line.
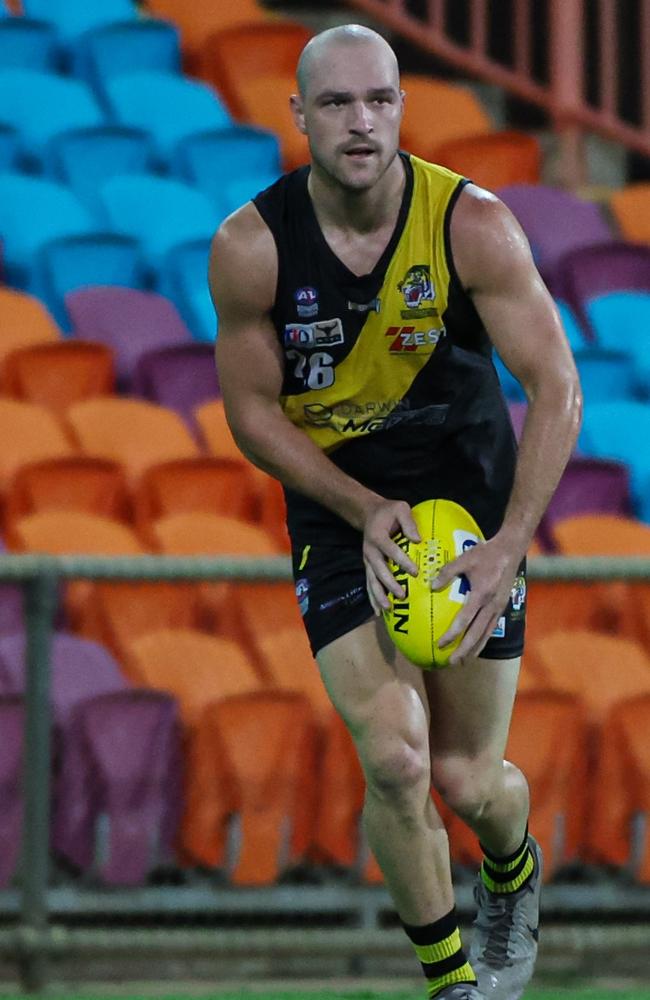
382, 499, 484, 669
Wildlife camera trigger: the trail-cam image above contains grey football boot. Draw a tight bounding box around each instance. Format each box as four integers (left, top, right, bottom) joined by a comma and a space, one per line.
432, 987, 486, 1000
468, 835, 543, 1000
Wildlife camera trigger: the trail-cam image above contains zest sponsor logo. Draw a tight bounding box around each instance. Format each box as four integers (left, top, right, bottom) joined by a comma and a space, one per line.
385, 325, 444, 353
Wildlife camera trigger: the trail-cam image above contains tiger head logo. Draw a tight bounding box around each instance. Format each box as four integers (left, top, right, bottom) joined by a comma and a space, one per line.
398, 264, 435, 310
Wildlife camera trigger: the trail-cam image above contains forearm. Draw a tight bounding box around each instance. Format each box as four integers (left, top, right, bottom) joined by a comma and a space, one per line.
230, 400, 382, 532
498, 374, 582, 554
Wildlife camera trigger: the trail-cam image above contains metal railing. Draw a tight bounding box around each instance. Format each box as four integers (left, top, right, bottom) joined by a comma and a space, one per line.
3, 551, 650, 992
345, 0, 650, 187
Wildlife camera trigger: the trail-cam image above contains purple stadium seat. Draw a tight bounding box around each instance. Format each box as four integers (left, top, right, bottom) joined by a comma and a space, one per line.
538, 457, 633, 551
65, 286, 192, 388
0, 695, 24, 888
0, 539, 24, 636
508, 401, 527, 442
558, 241, 650, 340
132, 343, 219, 428
53, 689, 183, 884
497, 184, 614, 294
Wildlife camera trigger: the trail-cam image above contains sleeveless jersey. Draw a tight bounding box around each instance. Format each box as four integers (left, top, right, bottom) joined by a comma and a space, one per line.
253, 153, 517, 545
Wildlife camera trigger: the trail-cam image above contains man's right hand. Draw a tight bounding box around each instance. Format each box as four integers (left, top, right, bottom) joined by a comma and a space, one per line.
362, 498, 420, 615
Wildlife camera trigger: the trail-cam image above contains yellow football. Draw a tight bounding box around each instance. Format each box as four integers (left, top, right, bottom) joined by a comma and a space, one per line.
382, 498, 484, 669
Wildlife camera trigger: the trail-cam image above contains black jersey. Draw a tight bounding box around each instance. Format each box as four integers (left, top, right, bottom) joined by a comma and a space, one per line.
253, 153, 518, 545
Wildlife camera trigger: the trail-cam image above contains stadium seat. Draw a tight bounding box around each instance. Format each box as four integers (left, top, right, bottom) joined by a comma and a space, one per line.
36, 233, 145, 329
233, 73, 310, 171
255, 626, 332, 724
0, 124, 19, 170
257, 475, 291, 553
400, 75, 492, 161
158, 238, 215, 341
2, 341, 115, 414
0, 399, 72, 495
127, 629, 261, 728
0, 694, 24, 888
0, 70, 104, 169
220, 173, 279, 219
558, 241, 650, 340
497, 184, 614, 293
584, 292, 650, 394
555, 299, 588, 351
0, 540, 24, 636
65, 287, 191, 389
609, 182, 650, 244
0, 17, 58, 72
133, 458, 258, 540
173, 126, 281, 210
66, 398, 199, 487
105, 71, 231, 165
538, 458, 632, 550
579, 401, 650, 521
0, 174, 96, 288
4, 457, 128, 532
589, 694, 650, 880
0, 288, 60, 371
432, 130, 542, 190
143, 0, 269, 69
572, 348, 637, 403
100, 175, 221, 274
74, 19, 181, 96
233, 581, 303, 663
131, 343, 219, 428
45, 126, 155, 215
199, 22, 312, 118
195, 398, 268, 491
22, 0, 137, 50
309, 709, 365, 870
192, 690, 318, 884
53, 688, 183, 885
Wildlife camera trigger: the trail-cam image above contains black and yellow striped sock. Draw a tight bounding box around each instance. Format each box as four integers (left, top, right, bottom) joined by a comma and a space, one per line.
480, 826, 535, 895
403, 907, 476, 998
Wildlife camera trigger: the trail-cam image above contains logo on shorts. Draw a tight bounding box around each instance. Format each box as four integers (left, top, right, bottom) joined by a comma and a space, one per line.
295, 577, 310, 616
294, 286, 319, 318
510, 574, 526, 616
491, 616, 506, 638
397, 264, 437, 318
284, 318, 344, 348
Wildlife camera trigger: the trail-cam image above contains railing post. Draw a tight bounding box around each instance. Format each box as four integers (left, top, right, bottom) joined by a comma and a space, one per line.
549, 0, 587, 188
19, 570, 58, 993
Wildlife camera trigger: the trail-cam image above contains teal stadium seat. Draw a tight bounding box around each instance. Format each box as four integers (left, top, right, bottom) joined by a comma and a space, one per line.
579, 401, 650, 522
73, 19, 181, 101
0, 17, 58, 72
105, 71, 231, 166
0, 70, 103, 170
22, 0, 136, 58
573, 348, 637, 403
586, 291, 650, 395
0, 125, 18, 171
173, 126, 281, 209
159, 238, 215, 342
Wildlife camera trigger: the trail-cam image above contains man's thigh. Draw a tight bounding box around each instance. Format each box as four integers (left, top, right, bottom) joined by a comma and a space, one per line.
424, 655, 522, 761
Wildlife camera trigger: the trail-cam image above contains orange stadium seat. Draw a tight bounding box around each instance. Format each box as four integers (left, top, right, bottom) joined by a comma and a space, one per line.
133, 457, 258, 543
589, 694, 650, 880
195, 690, 319, 884
309, 709, 365, 870
0, 399, 73, 495
400, 75, 492, 163
233, 72, 310, 171
0, 287, 59, 374
66, 398, 199, 487
257, 474, 290, 552
199, 22, 311, 118
2, 341, 114, 414
255, 625, 332, 724
4, 457, 129, 531
126, 629, 261, 729
144, 0, 269, 68
234, 580, 302, 666
432, 130, 542, 190
194, 398, 270, 501
609, 182, 650, 244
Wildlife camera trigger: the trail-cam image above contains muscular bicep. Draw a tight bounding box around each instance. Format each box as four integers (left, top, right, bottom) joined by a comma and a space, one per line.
451, 186, 576, 398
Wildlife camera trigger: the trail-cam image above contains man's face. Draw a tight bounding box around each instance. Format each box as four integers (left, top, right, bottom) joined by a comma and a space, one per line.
292, 41, 403, 192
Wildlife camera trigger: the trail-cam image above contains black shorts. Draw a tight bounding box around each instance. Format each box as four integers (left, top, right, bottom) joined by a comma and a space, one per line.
291, 540, 527, 661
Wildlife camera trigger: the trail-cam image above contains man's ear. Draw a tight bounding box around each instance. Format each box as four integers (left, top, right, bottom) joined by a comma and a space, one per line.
290, 94, 307, 135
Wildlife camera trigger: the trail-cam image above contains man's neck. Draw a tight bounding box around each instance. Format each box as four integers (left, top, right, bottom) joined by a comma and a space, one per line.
307, 154, 406, 235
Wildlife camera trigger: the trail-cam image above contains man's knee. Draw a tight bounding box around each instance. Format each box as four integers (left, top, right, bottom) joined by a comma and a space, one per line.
430, 753, 501, 822
363, 737, 430, 800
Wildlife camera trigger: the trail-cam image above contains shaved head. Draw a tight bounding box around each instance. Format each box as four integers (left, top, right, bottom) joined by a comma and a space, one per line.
296, 24, 400, 99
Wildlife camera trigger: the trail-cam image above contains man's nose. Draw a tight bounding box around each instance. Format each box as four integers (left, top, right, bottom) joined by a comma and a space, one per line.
348, 101, 373, 133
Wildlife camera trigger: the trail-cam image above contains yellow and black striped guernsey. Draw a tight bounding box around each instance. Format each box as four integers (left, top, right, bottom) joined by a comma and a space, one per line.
254, 153, 518, 545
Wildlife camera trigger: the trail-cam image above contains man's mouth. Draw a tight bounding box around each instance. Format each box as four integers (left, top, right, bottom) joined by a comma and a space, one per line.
344, 146, 376, 158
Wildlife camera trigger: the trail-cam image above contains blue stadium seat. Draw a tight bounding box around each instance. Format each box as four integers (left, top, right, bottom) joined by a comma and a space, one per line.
159, 238, 215, 342
174, 126, 281, 207
220, 173, 279, 219
105, 71, 231, 166
573, 349, 637, 403
555, 299, 588, 351
0, 125, 19, 171
492, 353, 525, 402
586, 291, 650, 394
0, 69, 104, 169
100, 175, 220, 275
74, 19, 181, 100
0, 173, 96, 288
22, 0, 136, 46
44, 126, 154, 213
579, 401, 650, 522
0, 17, 59, 71
35, 233, 145, 330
